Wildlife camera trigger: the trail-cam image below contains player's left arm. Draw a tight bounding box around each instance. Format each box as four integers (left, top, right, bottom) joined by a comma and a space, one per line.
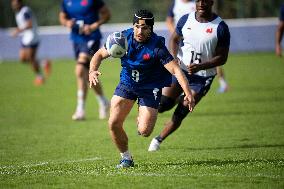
189, 21, 230, 74
84, 1, 111, 35
156, 43, 195, 111
164, 61, 195, 112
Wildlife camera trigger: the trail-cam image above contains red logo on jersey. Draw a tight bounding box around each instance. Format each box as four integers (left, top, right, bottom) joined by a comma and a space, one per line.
143, 53, 151, 61
81, 0, 88, 6
206, 28, 213, 33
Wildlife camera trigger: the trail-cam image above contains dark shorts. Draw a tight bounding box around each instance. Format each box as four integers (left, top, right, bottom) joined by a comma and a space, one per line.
114, 82, 162, 109
73, 40, 100, 59
172, 70, 215, 96
21, 42, 39, 49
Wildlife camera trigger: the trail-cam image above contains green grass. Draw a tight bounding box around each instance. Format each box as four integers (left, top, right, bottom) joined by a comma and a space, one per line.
0, 52, 283, 188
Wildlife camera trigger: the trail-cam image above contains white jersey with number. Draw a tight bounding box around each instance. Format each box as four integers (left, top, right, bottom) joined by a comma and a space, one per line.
15, 6, 39, 45
171, 0, 196, 25
177, 12, 223, 77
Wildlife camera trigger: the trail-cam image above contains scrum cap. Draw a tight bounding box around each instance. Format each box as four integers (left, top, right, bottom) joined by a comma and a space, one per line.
133, 9, 154, 28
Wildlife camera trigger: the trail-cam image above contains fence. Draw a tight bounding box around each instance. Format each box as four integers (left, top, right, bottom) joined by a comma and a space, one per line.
0, 17, 280, 61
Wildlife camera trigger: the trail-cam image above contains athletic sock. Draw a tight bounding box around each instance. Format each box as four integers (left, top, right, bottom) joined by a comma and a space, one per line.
96, 95, 108, 106
155, 136, 163, 143
36, 74, 43, 78
76, 89, 85, 112
120, 151, 132, 160
219, 78, 228, 88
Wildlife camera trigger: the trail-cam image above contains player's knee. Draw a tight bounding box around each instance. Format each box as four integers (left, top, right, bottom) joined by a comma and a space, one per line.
138, 128, 152, 137
137, 123, 154, 137
172, 102, 190, 124
77, 61, 89, 70
108, 117, 123, 131
75, 63, 87, 77
158, 95, 176, 113
77, 54, 90, 70
19, 54, 29, 62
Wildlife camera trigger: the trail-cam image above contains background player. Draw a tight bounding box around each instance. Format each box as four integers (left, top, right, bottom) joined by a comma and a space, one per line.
148, 0, 230, 151
59, 0, 111, 120
275, 3, 284, 57
11, 0, 51, 86
89, 10, 195, 168
166, 0, 229, 93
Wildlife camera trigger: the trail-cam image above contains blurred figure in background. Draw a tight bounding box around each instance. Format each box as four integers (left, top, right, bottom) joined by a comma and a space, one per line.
59, 0, 111, 120
275, 3, 284, 57
11, 0, 51, 86
148, 0, 230, 152
166, 0, 229, 93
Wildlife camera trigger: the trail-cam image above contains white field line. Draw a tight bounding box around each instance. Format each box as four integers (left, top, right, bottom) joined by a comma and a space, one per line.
0, 157, 101, 170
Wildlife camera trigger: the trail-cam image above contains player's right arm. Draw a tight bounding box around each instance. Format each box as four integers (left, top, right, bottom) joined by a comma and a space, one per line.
169, 31, 182, 59
11, 10, 33, 37
166, 1, 176, 34
169, 14, 187, 59
59, 11, 74, 28
89, 47, 110, 88
166, 16, 175, 34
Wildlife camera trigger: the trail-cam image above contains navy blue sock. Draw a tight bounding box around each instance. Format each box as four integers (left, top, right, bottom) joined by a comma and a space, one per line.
155, 136, 163, 143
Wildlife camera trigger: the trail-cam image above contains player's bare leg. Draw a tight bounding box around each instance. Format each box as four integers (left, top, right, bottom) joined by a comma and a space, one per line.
72, 53, 109, 120
217, 66, 229, 93
91, 82, 110, 119
137, 106, 158, 137
72, 59, 90, 120
108, 95, 135, 168
149, 90, 201, 151
20, 47, 44, 86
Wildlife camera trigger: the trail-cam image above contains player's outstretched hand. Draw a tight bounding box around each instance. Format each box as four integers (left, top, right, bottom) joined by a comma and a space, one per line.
89, 70, 102, 88
184, 95, 195, 112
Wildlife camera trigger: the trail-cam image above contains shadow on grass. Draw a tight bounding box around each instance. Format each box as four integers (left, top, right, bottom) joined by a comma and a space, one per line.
173, 143, 284, 151
157, 158, 284, 167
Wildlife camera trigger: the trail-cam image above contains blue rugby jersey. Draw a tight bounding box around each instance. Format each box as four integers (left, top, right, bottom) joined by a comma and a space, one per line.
118, 28, 173, 90
61, 0, 104, 43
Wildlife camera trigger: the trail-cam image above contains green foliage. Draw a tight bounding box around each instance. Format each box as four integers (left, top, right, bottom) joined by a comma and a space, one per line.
0, 0, 283, 28
0, 53, 284, 188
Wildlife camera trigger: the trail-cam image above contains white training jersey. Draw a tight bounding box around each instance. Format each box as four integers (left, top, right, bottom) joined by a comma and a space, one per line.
15, 6, 39, 45
177, 12, 224, 77
170, 0, 196, 25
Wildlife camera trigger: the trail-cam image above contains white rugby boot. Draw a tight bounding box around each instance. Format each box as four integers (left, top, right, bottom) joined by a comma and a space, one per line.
148, 138, 161, 152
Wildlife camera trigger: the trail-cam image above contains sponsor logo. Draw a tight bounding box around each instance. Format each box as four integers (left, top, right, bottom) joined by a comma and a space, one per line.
143, 53, 151, 60
206, 28, 213, 33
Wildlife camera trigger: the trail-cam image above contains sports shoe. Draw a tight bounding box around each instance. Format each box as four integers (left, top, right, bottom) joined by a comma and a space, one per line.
43, 59, 52, 77
148, 138, 161, 152
116, 159, 134, 168
99, 102, 110, 119
72, 110, 85, 121
34, 76, 44, 86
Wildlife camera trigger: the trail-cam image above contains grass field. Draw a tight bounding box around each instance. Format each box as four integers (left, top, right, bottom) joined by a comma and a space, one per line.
0, 52, 284, 188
